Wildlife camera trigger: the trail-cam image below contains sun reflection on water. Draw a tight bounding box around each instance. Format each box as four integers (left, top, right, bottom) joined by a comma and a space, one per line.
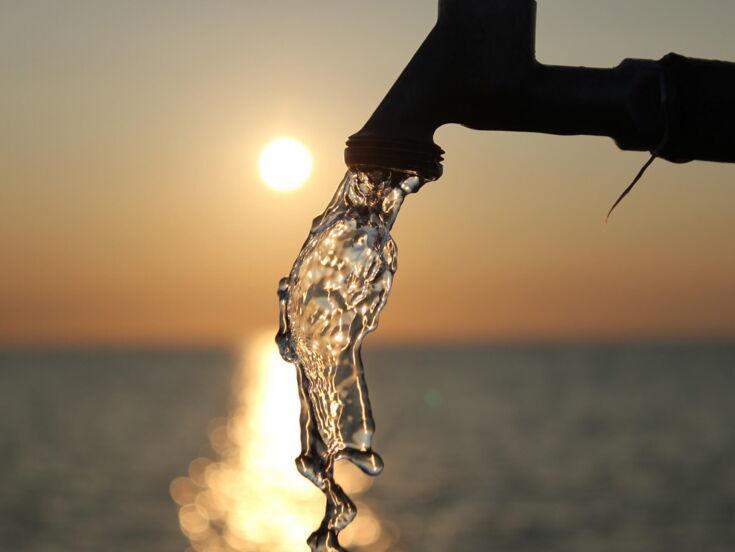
172, 331, 394, 551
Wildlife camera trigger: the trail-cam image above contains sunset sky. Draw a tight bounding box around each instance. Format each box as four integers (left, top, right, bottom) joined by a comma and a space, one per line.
2, 0, 735, 346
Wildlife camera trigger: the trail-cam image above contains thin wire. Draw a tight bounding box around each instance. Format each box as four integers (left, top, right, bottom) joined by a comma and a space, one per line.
605, 155, 657, 223
605, 59, 669, 223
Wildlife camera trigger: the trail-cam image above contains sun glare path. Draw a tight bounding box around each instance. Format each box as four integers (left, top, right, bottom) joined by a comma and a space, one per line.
259, 137, 312, 192
172, 331, 395, 552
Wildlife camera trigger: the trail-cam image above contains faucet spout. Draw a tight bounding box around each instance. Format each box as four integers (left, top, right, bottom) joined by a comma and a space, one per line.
343, 23, 451, 180
345, 0, 735, 180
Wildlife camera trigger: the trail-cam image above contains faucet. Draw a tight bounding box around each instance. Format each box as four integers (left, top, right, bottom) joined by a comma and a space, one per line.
344, 0, 735, 181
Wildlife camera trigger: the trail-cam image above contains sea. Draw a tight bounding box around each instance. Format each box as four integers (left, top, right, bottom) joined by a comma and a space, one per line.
2, 341, 735, 552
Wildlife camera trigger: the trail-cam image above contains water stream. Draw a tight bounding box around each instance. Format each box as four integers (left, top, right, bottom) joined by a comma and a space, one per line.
277, 168, 422, 551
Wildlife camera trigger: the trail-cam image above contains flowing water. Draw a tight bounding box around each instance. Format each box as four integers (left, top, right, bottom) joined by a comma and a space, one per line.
276, 169, 422, 551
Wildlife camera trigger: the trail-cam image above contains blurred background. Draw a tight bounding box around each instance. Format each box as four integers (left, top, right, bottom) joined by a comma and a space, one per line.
2, 1, 735, 551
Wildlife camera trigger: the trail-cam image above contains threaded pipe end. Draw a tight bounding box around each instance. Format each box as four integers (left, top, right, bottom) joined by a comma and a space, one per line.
344, 136, 444, 181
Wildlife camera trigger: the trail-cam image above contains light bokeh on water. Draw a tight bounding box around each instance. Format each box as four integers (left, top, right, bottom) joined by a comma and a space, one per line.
276, 170, 421, 551
171, 332, 395, 552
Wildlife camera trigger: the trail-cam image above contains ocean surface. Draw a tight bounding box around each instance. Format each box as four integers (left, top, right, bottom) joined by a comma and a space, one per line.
2, 342, 735, 552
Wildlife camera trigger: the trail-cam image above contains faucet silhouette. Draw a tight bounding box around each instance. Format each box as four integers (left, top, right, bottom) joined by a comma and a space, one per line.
345, 0, 735, 181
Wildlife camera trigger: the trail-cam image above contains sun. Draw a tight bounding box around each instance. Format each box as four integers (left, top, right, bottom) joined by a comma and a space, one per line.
259, 137, 313, 192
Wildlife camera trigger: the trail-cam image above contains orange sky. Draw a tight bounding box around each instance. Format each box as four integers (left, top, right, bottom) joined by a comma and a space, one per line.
2, 1, 735, 346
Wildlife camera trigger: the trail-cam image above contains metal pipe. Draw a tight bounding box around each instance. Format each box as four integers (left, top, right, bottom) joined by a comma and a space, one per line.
344, 0, 735, 180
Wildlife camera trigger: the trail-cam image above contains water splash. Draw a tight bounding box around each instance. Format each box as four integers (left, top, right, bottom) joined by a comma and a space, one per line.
277, 169, 422, 551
